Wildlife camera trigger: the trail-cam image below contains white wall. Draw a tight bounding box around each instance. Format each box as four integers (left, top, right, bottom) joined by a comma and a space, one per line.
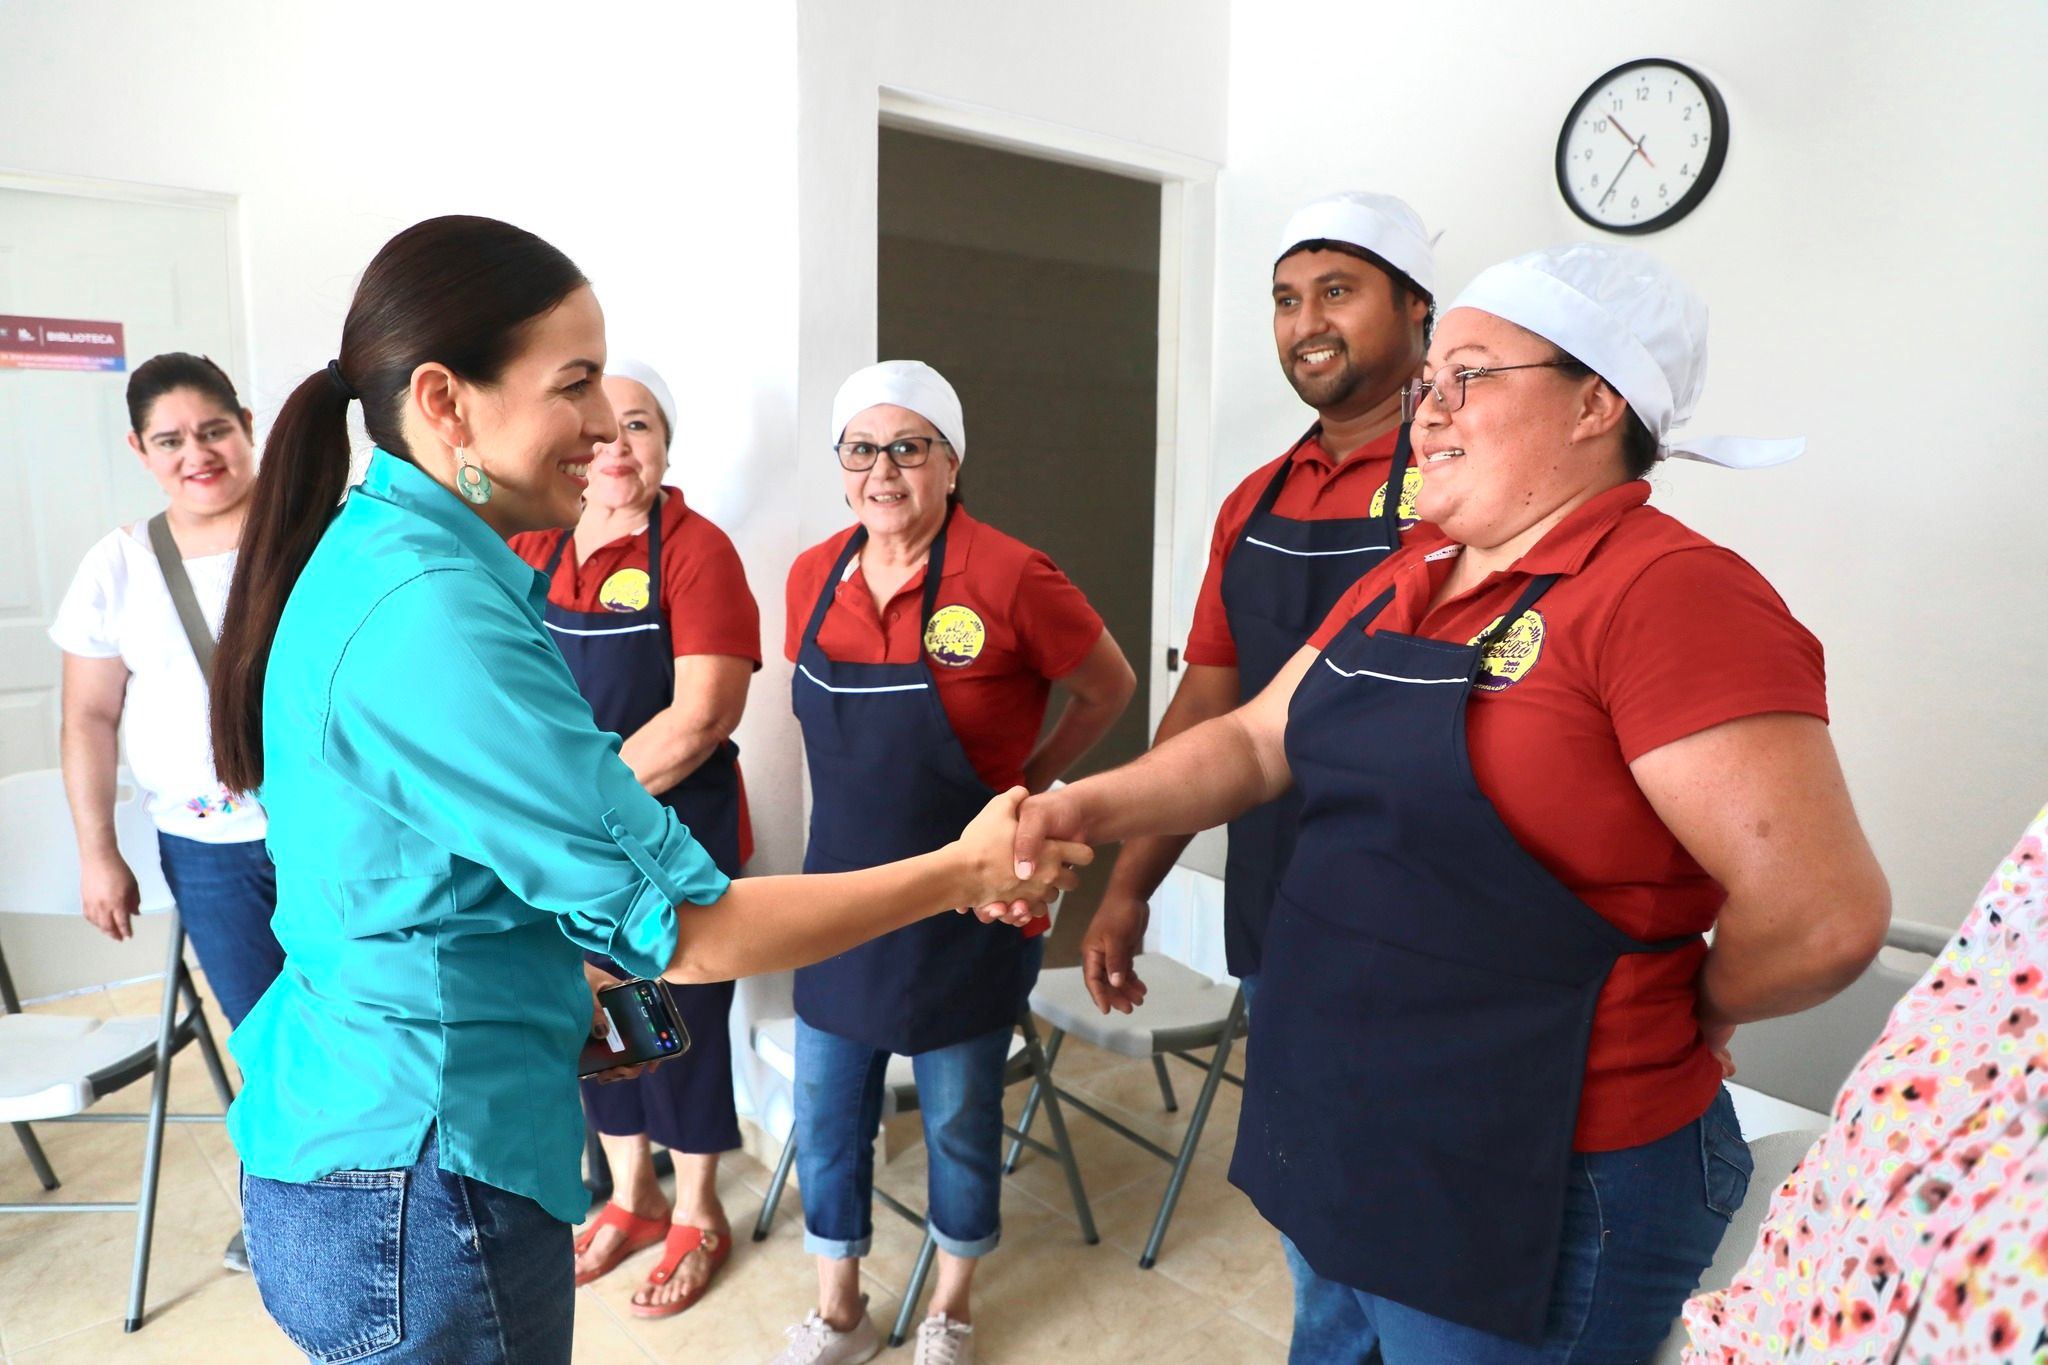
1210, 1, 2048, 928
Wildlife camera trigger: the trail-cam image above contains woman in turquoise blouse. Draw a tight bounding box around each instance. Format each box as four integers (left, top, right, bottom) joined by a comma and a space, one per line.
206, 216, 1083, 1365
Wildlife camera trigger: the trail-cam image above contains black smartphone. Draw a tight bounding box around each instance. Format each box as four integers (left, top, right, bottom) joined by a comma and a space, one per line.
578, 978, 691, 1077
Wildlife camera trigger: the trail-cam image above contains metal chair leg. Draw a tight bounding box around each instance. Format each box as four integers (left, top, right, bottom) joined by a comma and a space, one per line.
125, 917, 187, 1332
1002, 1027, 1063, 1175
1151, 1054, 1179, 1113
1017, 1013, 1095, 1244
889, 1229, 938, 1348
1139, 988, 1245, 1269
177, 967, 236, 1109
753, 1128, 799, 1241
12, 1122, 59, 1191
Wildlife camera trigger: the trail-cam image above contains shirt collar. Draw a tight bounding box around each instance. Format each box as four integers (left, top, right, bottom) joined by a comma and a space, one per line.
837, 504, 980, 591
1286, 423, 1402, 470
1508, 479, 1651, 576
362, 448, 548, 606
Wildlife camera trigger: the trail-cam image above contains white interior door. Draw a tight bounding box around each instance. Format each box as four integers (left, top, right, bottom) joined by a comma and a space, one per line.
0, 180, 241, 1000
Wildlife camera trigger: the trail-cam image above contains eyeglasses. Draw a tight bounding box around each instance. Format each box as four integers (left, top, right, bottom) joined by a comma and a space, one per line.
833, 435, 952, 471
1400, 361, 1579, 423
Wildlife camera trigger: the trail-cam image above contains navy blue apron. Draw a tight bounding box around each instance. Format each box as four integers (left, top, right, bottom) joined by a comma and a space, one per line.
1229, 573, 1695, 1345
1215, 425, 1411, 977
544, 502, 744, 1152
790, 512, 1026, 1056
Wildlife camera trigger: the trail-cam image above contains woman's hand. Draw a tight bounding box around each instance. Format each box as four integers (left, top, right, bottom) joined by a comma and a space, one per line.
950, 787, 1092, 927
1702, 1022, 1737, 1079
80, 850, 140, 942
582, 961, 658, 1084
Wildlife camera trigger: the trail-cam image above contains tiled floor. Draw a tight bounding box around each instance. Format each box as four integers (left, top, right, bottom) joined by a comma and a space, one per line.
0, 977, 1289, 1363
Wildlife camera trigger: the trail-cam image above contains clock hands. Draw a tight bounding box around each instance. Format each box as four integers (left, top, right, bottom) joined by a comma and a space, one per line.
1597, 113, 1654, 210
1598, 144, 1639, 209
1608, 114, 1656, 168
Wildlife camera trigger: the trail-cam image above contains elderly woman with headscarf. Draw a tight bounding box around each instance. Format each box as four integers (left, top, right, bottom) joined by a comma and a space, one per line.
770, 360, 1136, 1365
1008, 244, 1893, 1363
509, 357, 760, 1318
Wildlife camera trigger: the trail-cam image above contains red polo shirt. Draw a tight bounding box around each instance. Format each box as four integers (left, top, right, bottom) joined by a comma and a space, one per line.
1305, 480, 1829, 1152
783, 508, 1105, 794
512, 488, 762, 864
1184, 426, 1415, 668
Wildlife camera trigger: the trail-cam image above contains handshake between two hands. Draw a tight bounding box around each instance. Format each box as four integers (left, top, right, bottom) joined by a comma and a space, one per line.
949, 786, 1092, 930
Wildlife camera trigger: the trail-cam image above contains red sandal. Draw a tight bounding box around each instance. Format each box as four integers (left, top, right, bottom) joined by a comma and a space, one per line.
628, 1224, 731, 1319
572, 1203, 672, 1287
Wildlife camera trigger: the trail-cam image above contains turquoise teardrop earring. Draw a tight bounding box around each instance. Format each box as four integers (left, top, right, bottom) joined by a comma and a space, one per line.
454, 446, 493, 505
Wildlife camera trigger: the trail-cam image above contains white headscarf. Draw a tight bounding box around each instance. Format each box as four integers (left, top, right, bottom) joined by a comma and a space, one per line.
830, 360, 966, 463
1447, 243, 1802, 469
1276, 191, 1439, 299
604, 358, 675, 442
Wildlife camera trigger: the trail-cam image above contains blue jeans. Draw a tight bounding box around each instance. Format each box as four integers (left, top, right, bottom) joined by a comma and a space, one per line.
1282, 1086, 1752, 1364
242, 1128, 572, 1364
156, 832, 284, 1027
794, 1016, 1013, 1259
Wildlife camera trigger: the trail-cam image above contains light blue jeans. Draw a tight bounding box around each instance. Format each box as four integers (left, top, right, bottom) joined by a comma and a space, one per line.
241, 1128, 572, 1364
793, 1015, 1014, 1259
1281, 1087, 1752, 1364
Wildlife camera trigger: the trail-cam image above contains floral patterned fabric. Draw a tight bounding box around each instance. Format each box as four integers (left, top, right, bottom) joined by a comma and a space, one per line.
1684, 803, 2048, 1363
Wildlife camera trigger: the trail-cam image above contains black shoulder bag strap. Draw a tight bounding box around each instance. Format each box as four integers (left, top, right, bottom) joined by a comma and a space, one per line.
146, 513, 217, 679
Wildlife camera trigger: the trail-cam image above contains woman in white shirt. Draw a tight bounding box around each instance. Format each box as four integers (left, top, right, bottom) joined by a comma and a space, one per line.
48, 353, 284, 1271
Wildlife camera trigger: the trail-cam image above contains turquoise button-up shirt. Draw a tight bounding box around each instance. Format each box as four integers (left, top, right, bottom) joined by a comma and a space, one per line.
228, 449, 730, 1222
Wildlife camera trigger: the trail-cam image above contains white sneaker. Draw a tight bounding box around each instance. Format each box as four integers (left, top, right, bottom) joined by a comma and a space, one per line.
914, 1313, 975, 1365
768, 1296, 882, 1365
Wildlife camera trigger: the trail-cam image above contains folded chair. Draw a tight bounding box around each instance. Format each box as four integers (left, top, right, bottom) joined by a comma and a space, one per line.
0, 768, 237, 1333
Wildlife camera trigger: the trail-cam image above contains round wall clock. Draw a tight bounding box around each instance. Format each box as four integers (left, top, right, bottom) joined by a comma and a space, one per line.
1556, 58, 1728, 234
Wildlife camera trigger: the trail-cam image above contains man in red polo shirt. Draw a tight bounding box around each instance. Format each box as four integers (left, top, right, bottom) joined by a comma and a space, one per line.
1079, 191, 1439, 1010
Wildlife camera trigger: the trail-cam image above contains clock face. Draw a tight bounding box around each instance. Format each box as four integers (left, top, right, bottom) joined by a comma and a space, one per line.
1556, 59, 1728, 234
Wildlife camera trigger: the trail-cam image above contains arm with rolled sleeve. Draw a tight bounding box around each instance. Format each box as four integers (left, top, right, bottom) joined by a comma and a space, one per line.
321, 569, 730, 979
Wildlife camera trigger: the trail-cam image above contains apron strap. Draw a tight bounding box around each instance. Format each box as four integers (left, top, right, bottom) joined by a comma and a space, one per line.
1377, 424, 1413, 540
1469, 574, 1561, 679
1241, 433, 1307, 529
540, 527, 573, 577
916, 507, 954, 633
1341, 585, 1400, 637
643, 493, 668, 628
802, 527, 868, 650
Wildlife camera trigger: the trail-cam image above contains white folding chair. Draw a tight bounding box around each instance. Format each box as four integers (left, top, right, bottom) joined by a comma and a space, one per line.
749, 1008, 1096, 1348
1005, 952, 1247, 1269
0, 768, 237, 1333
1648, 917, 1949, 1363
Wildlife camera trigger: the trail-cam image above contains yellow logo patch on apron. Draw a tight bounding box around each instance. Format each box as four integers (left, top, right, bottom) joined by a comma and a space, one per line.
1368, 465, 1424, 527
1468, 609, 1547, 693
598, 567, 652, 613
923, 604, 987, 668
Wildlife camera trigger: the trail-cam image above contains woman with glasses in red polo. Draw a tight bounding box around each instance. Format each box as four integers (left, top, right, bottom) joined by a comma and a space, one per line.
771, 361, 1136, 1365
1012, 245, 1892, 1363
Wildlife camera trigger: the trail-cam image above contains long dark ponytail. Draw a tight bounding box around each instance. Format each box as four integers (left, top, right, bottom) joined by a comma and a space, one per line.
210, 215, 587, 791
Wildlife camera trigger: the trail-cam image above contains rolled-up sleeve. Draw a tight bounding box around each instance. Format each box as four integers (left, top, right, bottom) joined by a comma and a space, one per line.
321, 568, 730, 978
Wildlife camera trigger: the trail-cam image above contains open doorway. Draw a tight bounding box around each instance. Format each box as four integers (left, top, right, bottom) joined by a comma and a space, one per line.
877, 126, 1160, 961
0, 178, 243, 1000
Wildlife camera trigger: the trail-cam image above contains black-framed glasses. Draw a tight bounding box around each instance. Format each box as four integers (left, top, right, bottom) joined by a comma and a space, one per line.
1401, 361, 1578, 423
833, 435, 952, 471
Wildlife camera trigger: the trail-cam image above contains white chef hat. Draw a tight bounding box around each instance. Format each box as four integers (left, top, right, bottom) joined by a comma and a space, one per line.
1447, 243, 1802, 469
830, 360, 966, 463
1276, 191, 1439, 300
604, 358, 675, 442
